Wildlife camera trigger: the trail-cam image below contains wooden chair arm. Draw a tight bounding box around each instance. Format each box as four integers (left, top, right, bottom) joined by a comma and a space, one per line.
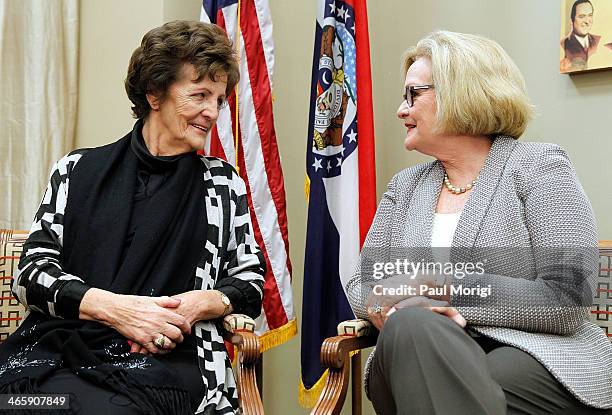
311, 319, 378, 415
223, 314, 264, 415
320, 335, 377, 370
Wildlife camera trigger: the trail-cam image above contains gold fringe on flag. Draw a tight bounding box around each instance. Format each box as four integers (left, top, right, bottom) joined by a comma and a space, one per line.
298, 350, 362, 408
304, 175, 311, 201
298, 370, 329, 408
229, 318, 297, 364
258, 318, 298, 352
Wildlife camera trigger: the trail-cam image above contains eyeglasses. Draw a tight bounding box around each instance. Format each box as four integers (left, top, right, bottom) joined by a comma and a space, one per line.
403, 84, 434, 107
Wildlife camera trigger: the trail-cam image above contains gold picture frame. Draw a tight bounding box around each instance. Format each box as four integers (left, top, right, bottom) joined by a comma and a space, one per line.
560, 0, 612, 73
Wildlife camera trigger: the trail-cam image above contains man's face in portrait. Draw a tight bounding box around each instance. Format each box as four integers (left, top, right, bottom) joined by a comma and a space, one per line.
572, 2, 594, 37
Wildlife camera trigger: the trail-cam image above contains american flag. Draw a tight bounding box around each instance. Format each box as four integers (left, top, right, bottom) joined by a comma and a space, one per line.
200, 0, 296, 350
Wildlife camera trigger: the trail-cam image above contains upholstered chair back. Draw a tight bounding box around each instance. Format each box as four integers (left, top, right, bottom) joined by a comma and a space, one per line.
0, 229, 28, 342
595, 243, 612, 339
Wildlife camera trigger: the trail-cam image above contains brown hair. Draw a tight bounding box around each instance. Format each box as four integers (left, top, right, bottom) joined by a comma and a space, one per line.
125, 20, 239, 119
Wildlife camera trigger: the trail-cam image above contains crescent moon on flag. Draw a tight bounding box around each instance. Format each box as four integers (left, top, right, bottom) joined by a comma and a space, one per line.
322, 71, 330, 86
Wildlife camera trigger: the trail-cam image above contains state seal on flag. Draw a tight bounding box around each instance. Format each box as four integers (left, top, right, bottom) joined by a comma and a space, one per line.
310, 1, 359, 179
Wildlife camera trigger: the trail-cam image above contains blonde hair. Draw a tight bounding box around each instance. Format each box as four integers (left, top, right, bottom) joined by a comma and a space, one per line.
402, 31, 534, 138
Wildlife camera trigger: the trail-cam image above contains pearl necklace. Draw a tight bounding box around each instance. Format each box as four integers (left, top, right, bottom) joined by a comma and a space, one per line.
443, 173, 476, 194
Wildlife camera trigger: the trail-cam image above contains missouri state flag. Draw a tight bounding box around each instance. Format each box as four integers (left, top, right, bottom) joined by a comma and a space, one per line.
300, 0, 376, 406
201, 0, 297, 350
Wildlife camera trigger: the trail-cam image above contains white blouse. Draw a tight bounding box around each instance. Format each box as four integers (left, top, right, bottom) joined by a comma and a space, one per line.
431, 212, 461, 247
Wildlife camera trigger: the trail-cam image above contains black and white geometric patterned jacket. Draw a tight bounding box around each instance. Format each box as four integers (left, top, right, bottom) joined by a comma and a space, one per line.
13, 150, 265, 414
348, 136, 612, 409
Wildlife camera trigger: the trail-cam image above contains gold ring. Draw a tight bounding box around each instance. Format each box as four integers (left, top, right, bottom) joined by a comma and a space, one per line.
154, 336, 165, 349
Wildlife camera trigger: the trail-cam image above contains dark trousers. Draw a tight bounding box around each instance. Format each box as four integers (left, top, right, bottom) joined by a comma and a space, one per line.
38, 349, 202, 414
369, 308, 610, 415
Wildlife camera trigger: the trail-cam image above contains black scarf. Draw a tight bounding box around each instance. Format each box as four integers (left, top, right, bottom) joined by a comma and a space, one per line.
0, 121, 206, 414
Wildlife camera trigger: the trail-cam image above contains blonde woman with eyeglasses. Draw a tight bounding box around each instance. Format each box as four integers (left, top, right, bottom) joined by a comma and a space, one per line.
346, 31, 611, 415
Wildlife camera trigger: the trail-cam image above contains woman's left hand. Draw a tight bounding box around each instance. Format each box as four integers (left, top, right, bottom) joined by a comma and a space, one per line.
128, 340, 150, 355
427, 306, 467, 327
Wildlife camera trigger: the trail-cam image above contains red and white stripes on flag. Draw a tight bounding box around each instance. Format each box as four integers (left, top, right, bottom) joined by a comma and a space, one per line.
201, 0, 296, 350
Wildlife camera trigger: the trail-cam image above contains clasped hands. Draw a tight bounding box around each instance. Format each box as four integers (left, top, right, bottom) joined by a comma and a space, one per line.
124, 294, 190, 355
366, 274, 466, 331
81, 288, 226, 356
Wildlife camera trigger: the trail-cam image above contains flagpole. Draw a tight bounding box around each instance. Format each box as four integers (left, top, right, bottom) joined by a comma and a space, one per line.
234, 0, 242, 174
300, 0, 377, 407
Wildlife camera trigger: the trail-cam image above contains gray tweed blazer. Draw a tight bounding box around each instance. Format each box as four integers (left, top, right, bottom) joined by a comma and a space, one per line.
347, 136, 612, 409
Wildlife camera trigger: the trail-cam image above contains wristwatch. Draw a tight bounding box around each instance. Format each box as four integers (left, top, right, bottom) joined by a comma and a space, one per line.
218, 291, 231, 316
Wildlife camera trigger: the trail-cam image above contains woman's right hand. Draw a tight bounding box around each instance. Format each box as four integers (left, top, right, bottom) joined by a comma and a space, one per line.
366, 275, 424, 330
385, 297, 467, 328
80, 288, 192, 354
366, 303, 393, 331
369, 296, 453, 330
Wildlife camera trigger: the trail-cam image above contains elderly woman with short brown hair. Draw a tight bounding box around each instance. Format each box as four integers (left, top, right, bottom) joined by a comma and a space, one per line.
0, 21, 264, 414
347, 31, 611, 414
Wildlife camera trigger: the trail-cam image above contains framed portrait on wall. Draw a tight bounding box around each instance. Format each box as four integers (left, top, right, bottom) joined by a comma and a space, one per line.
560, 0, 612, 73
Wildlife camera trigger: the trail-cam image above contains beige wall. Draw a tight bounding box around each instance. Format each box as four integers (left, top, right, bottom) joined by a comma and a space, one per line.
76, 1, 612, 414
76, 0, 201, 149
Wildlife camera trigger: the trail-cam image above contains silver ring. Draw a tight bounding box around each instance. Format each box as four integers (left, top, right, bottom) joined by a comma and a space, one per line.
368, 304, 383, 315
154, 336, 165, 349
